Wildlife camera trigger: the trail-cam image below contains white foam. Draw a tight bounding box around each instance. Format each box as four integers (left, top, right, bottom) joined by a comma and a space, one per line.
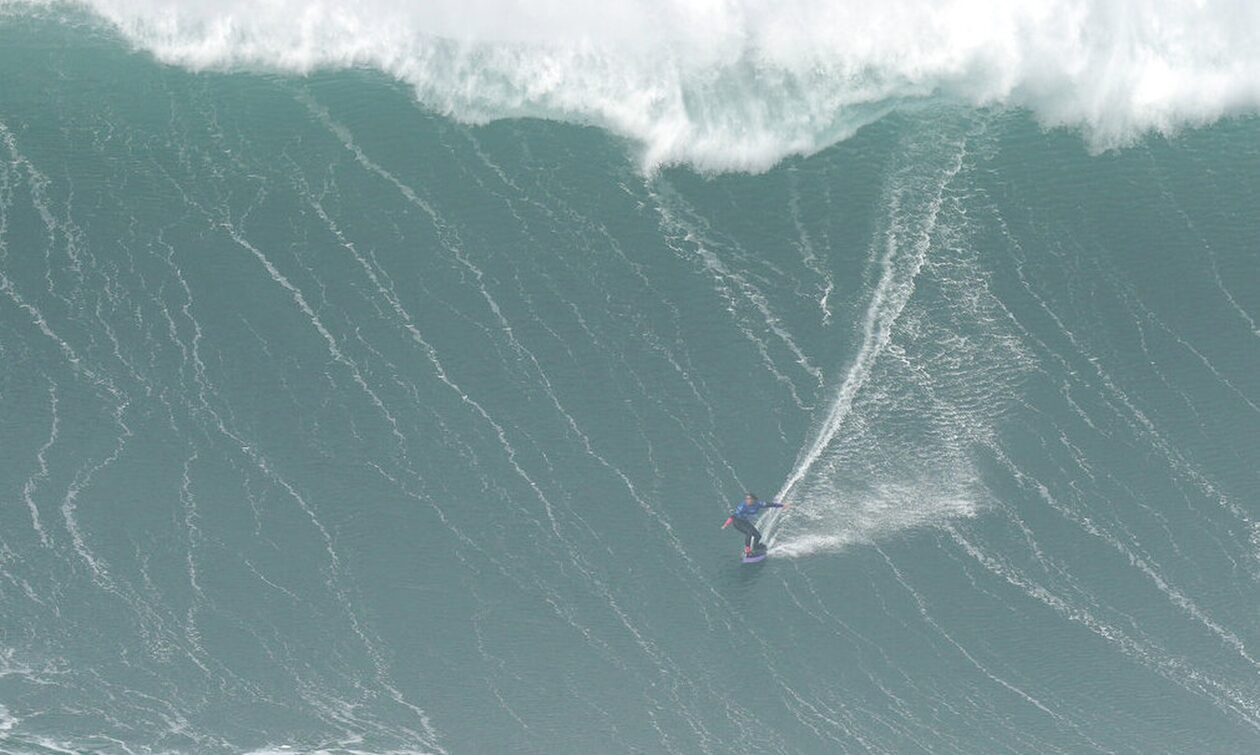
7, 0, 1260, 171
0, 703, 16, 732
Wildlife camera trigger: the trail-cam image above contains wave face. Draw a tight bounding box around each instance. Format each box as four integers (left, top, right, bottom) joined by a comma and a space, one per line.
6, 0, 1260, 170
2, 8, 1260, 755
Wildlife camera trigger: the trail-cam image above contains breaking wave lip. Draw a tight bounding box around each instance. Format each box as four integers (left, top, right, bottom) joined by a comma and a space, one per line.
6, 0, 1260, 171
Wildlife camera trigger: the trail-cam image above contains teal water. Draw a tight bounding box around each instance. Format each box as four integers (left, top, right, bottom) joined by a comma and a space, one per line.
2, 10, 1260, 754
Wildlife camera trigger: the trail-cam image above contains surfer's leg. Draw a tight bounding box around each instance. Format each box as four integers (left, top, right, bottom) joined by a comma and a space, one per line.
733, 518, 763, 550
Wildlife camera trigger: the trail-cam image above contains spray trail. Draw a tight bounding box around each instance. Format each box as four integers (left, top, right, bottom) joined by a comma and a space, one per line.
762, 114, 1030, 552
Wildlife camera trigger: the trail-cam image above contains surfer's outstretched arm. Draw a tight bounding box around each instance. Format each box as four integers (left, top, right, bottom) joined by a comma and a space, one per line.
721, 517, 733, 529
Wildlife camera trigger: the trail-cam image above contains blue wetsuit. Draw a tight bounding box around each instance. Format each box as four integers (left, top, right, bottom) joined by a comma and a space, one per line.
728, 498, 783, 550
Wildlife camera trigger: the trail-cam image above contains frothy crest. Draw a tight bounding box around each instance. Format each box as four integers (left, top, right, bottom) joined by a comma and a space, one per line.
10, 0, 1260, 170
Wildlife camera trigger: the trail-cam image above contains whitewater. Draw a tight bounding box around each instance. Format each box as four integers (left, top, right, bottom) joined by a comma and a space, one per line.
1, 1, 1259, 753
7, 0, 1260, 170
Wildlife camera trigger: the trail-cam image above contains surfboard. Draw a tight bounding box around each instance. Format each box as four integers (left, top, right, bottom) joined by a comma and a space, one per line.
742, 549, 767, 564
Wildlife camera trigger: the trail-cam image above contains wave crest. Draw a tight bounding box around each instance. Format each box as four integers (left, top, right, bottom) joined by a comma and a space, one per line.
13, 0, 1260, 170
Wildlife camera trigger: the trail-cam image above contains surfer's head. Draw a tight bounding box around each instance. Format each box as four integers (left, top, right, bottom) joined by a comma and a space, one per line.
745, 493, 756, 503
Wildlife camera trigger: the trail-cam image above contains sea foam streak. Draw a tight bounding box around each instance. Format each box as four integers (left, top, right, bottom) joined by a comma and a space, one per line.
6, 0, 1260, 170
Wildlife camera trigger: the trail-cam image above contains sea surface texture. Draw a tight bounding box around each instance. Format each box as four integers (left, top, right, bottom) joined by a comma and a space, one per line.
1, 2, 1259, 753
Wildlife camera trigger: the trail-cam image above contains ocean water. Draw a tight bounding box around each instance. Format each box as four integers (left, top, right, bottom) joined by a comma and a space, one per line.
1, 2, 1259, 753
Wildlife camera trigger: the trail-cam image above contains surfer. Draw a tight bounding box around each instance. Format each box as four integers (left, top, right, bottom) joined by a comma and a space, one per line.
722, 493, 786, 555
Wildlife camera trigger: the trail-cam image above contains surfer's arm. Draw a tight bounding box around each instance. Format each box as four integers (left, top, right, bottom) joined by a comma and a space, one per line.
721, 517, 732, 529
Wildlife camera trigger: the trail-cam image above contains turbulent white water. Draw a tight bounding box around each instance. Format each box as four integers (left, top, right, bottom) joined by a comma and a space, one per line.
7, 0, 1260, 170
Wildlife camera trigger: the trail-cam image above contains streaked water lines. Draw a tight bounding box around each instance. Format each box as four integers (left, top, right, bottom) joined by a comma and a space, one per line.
3, 19, 1260, 749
